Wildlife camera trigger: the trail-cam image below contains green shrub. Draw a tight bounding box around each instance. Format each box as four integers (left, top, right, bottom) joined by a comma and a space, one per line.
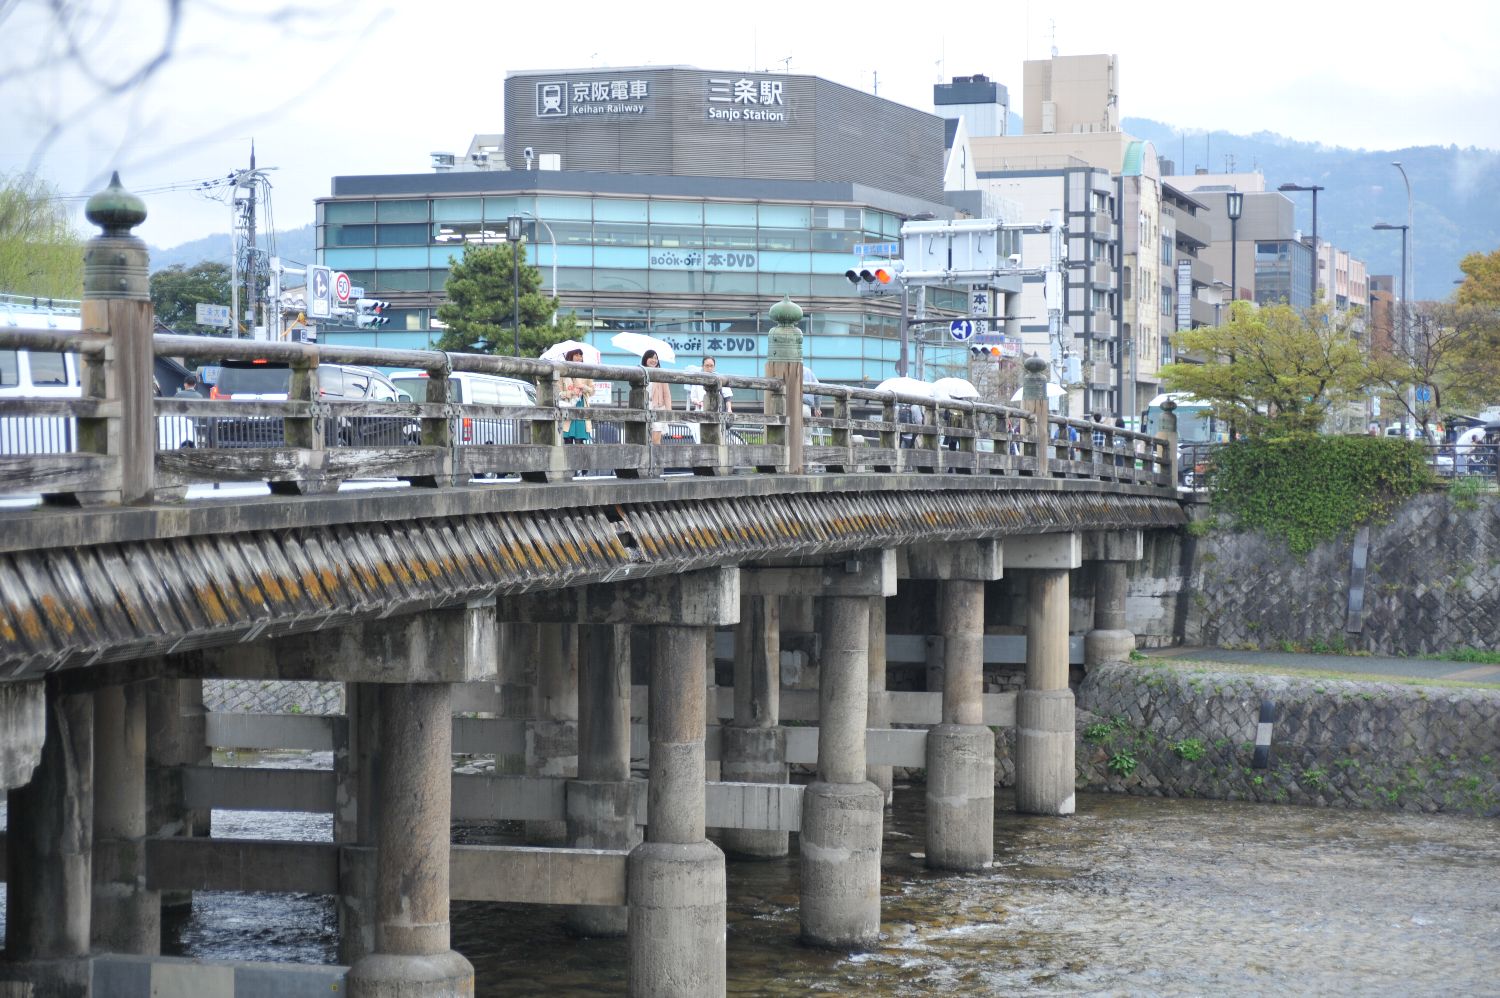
1208, 435, 1434, 555
1107, 751, 1138, 777
1172, 738, 1207, 761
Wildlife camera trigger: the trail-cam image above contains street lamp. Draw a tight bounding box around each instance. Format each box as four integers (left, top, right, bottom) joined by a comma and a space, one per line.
1225, 192, 1244, 308
1374, 221, 1410, 421
1277, 182, 1324, 307
1392, 162, 1415, 422
515, 210, 559, 324
507, 214, 524, 356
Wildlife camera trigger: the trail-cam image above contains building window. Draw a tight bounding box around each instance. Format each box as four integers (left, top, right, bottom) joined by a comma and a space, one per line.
376, 200, 429, 222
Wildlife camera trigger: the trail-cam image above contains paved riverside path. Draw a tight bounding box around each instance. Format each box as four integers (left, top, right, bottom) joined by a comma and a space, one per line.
1148, 647, 1500, 686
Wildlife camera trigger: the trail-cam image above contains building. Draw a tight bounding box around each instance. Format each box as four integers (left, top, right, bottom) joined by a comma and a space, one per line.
316, 66, 973, 385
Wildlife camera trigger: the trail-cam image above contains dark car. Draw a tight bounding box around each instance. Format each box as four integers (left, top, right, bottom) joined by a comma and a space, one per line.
205, 361, 418, 448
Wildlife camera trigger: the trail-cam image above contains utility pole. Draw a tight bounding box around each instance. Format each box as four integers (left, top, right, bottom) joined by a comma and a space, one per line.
245, 144, 258, 336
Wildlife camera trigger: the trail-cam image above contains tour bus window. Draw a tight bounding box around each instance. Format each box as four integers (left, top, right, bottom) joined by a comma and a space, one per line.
29, 351, 69, 386
0, 350, 17, 387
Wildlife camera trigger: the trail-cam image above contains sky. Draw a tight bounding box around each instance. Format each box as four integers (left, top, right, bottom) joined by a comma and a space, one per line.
4, 0, 1499, 250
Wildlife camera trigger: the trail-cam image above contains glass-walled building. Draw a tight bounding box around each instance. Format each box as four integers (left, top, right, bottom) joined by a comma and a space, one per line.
316, 66, 970, 385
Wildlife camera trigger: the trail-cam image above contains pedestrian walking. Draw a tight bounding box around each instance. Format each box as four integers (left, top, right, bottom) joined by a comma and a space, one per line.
560, 348, 594, 445
642, 349, 672, 445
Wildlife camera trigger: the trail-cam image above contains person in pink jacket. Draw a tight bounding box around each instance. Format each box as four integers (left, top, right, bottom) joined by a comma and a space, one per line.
642, 349, 672, 445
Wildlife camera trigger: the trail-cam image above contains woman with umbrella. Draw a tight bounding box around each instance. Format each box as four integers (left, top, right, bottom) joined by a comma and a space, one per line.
642, 349, 672, 445
560, 347, 593, 445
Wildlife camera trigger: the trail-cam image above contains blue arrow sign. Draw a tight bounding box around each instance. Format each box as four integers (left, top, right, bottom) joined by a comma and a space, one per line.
1415, 385, 1432, 403
949, 319, 975, 342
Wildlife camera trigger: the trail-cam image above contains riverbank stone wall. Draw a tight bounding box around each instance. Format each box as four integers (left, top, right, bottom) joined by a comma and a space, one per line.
1058, 662, 1500, 817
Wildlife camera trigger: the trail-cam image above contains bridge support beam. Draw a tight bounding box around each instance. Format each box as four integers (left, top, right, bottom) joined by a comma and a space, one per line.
348, 680, 474, 998
565, 624, 638, 938
905, 540, 1003, 871
91, 680, 159, 955
1084, 531, 1143, 670
0, 679, 44, 792
337, 682, 380, 966
1010, 533, 1082, 817
721, 591, 788, 858
0, 677, 94, 998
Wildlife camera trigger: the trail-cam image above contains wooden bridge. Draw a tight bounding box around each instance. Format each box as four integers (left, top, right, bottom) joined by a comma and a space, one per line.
0, 179, 1186, 997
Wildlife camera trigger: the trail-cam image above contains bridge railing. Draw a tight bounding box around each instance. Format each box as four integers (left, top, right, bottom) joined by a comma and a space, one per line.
0, 324, 1174, 504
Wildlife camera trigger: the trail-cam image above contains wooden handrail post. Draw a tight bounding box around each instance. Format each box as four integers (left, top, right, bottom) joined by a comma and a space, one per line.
272, 354, 325, 495
764, 296, 804, 475
77, 173, 153, 506
1022, 355, 1051, 478
622, 370, 650, 479
1158, 397, 1179, 487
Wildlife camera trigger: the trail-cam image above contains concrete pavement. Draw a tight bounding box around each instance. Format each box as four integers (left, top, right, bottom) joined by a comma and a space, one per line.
1148, 646, 1500, 686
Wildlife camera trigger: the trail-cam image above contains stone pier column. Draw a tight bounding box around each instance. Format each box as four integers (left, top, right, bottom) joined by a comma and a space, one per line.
498, 569, 738, 997
1010, 533, 1083, 817
565, 624, 639, 938
347, 682, 474, 998
146, 672, 210, 913
91, 680, 158, 954
800, 593, 885, 948
630, 624, 726, 996
527, 622, 579, 844
926, 580, 994, 870
337, 682, 381, 965
865, 596, 892, 803
904, 541, 1002, 872
721, 592, 788, 858
1083, 532, 1144, 670
1, 677, 94, 998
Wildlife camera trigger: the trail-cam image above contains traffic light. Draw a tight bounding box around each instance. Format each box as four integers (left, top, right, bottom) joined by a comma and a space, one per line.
844, 265, 896, 294
970, 344, 1003, 357
356, 298, 390, 328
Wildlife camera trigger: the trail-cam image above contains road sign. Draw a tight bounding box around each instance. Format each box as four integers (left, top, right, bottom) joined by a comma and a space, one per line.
853, 241, 899, 258
308, 266, 332, 319
334, 272, 352, 303
1415, 385, 1432, 403
949, 318, 975, 342
194, 302, 230, 328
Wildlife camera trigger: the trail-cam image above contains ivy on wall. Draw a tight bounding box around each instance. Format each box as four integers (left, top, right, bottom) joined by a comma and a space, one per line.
1209, 435, 1435, 555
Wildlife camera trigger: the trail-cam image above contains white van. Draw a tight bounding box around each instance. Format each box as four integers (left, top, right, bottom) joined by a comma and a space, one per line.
2, 307, 197, 452
387, 370, 536, 445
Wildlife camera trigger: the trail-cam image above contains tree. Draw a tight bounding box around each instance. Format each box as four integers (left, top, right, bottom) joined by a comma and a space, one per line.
1366, 299, 1500, 424
1160, 300, 1374, 436
0, 173, 84, 299
1456, 248, 1500, 308
434, 241, 579, 357
150, 261, 231, 332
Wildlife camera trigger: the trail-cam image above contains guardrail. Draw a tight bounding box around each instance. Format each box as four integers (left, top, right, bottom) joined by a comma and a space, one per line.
0, 326, 1175, 505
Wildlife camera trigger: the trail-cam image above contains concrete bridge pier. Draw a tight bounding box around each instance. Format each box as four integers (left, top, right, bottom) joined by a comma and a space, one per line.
91, 679, 159, 955
145, 674, 210, 914
499, 568, 739, 996
865, 595, 892, 803
720, 591, 788, 858
564, 624, 639, 938
761, 551, 894, 949
1011, 533, 1083, 816
0, 676, 95, 998
1084, 531, 1144, 669
905, 540, 1004, 871
337, 681, 381, 965
527, 622, 579, 845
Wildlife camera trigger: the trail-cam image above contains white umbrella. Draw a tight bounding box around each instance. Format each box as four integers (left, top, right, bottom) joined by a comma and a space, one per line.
876, 376, 936, 398
611, 331, 676, 364
540, 340, 600, 364
1009, 382, 1067, 402
933, 377, 979, 399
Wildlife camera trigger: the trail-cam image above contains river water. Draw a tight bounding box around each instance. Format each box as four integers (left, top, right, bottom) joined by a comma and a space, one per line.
4, 780, 1498, 995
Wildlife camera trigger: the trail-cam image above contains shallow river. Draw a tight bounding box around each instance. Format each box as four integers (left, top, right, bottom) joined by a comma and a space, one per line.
5, 785, 1498, 996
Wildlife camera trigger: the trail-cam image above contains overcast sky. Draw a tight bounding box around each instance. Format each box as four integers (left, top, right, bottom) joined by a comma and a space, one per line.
4, 0, 1498, 250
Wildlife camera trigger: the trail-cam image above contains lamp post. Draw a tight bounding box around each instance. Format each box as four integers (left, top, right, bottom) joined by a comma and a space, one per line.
507, 214, 523, 356
516, 210, 559, 324
1277, 182, 1324, 307
1392, 162, 1415, 424
1225, 192, 1244, 308
1374, 221, 1410, 423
